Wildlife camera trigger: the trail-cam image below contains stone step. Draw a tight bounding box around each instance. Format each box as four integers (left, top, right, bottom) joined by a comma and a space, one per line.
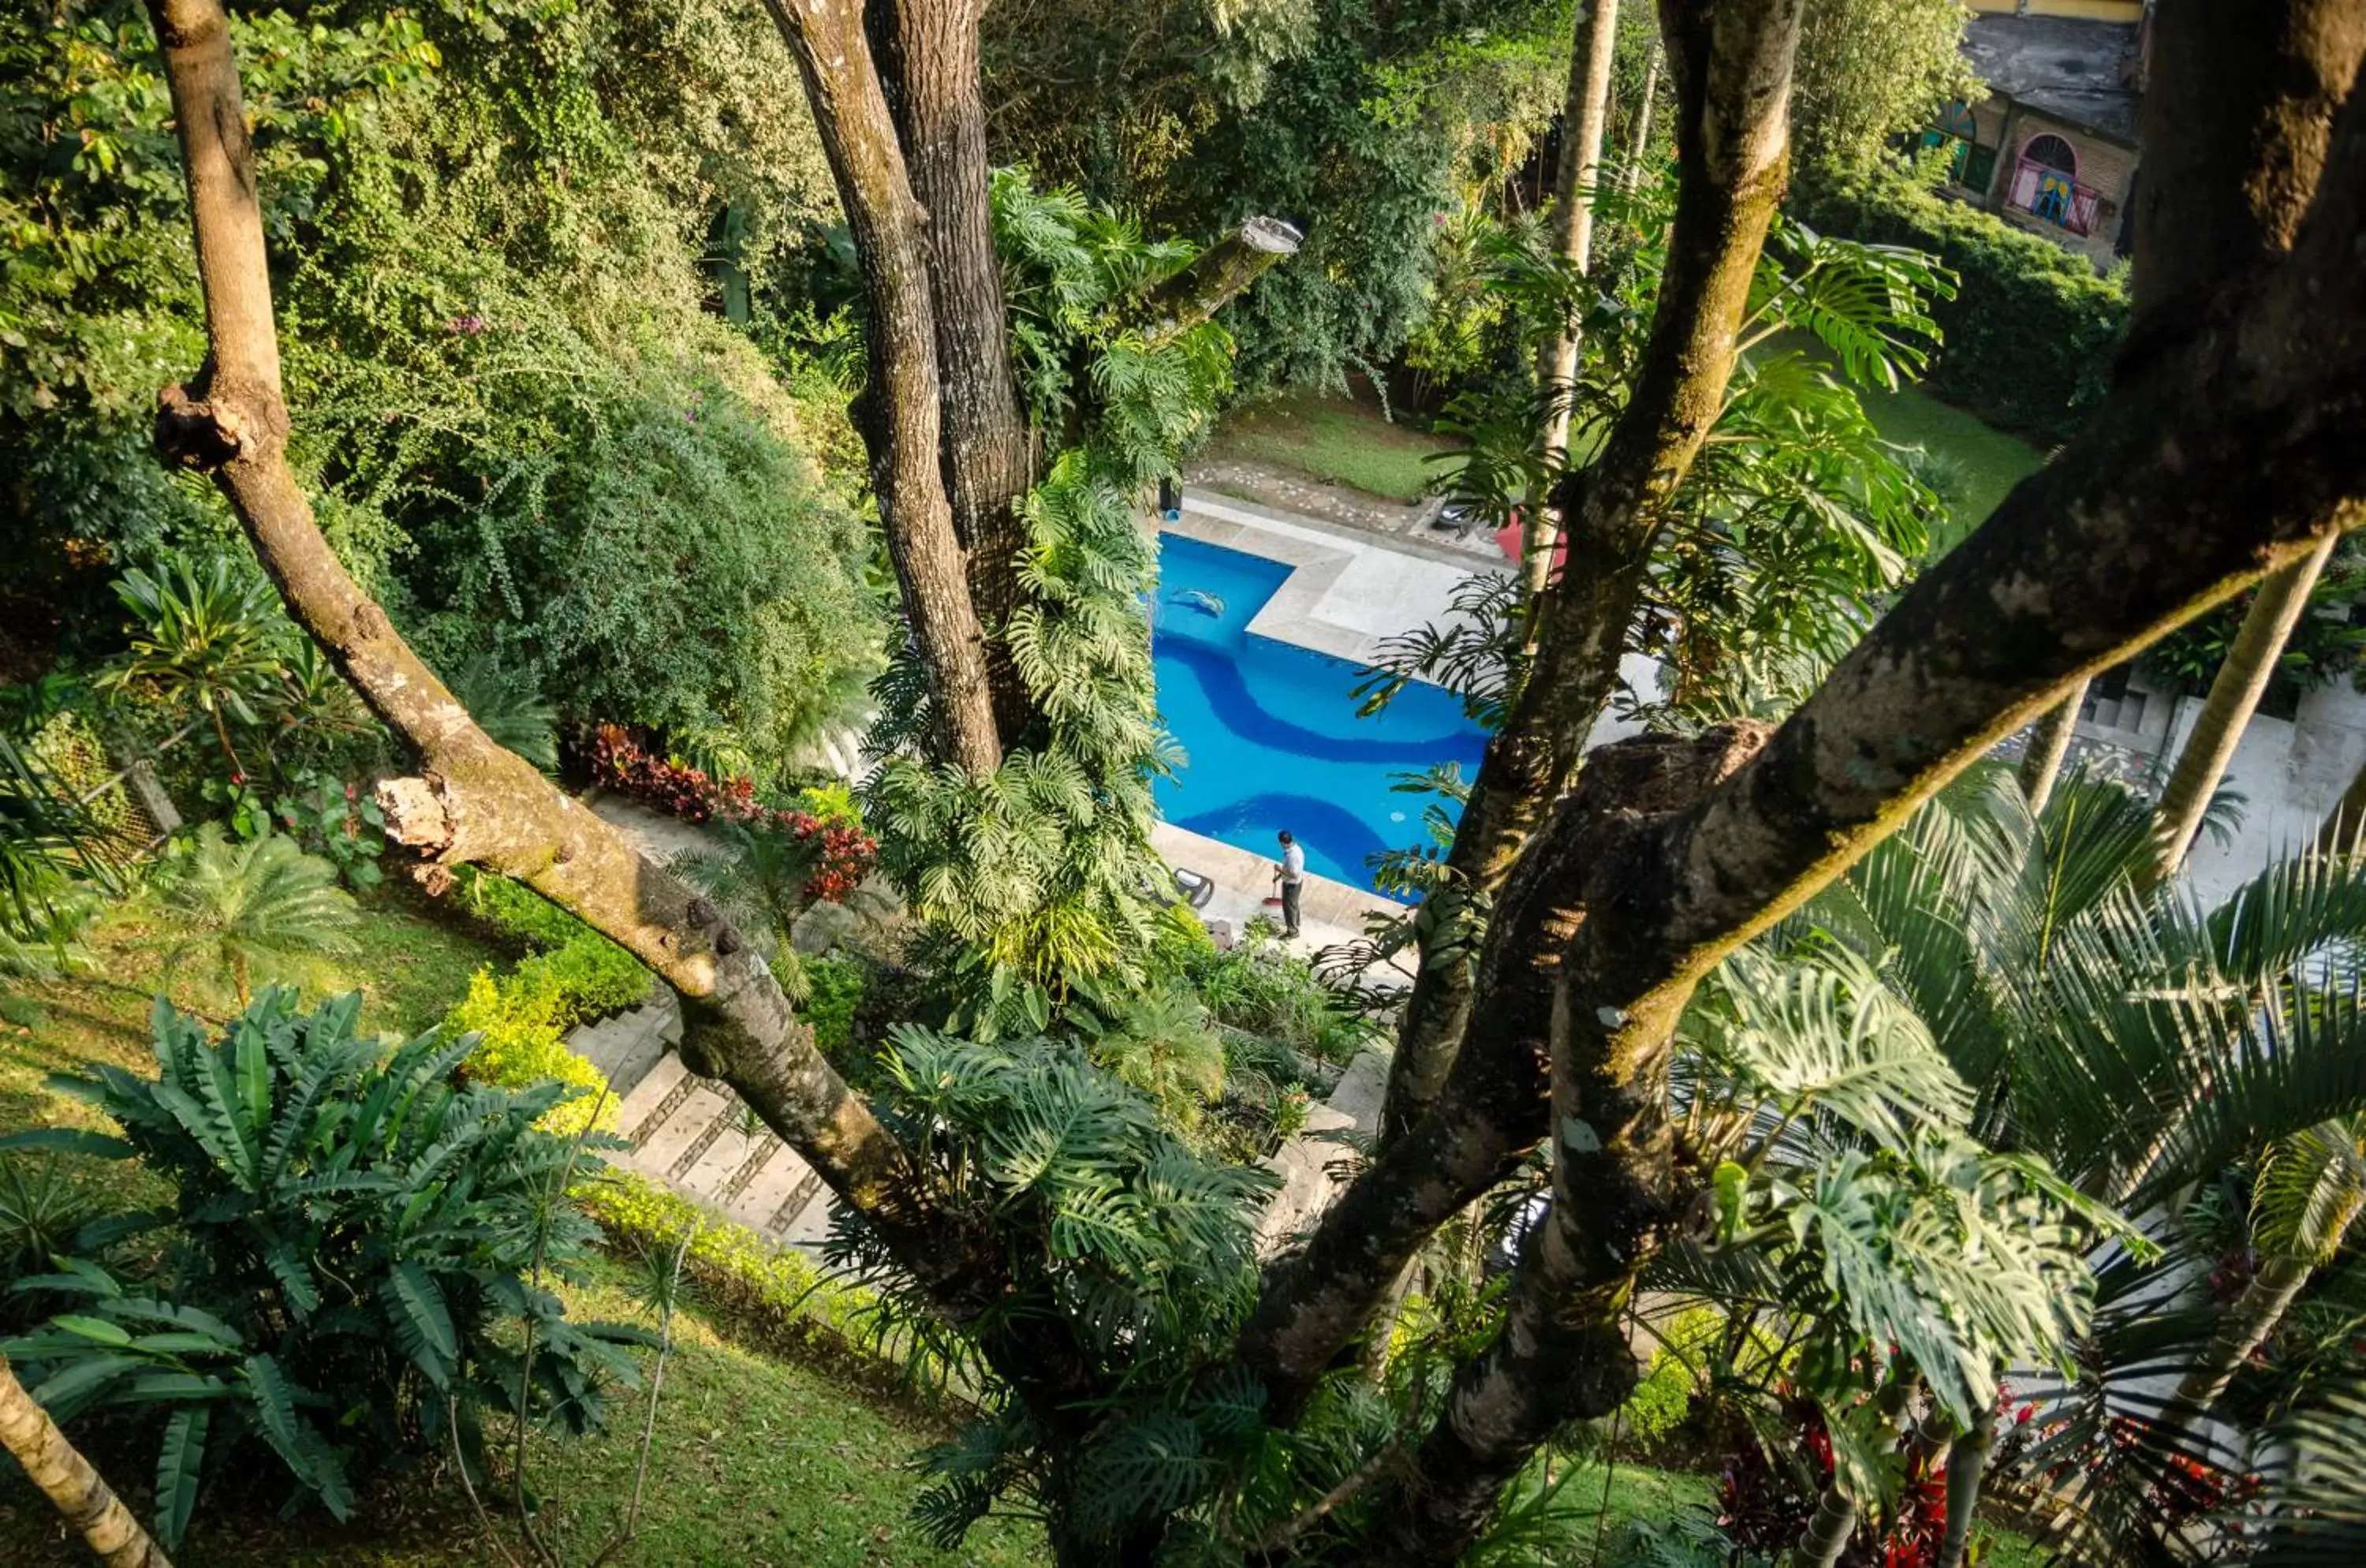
614, 1054, 689, 1143
726, 1139, 819, 1236
630, 1086, 732, 1182
773, 1185, 835, 1251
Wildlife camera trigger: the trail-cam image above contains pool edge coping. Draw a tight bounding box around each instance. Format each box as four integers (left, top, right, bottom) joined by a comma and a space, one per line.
1160, 499, 1499, 677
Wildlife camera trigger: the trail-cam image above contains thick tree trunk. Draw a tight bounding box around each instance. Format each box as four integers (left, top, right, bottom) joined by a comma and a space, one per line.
1379, 0, 1806, 1150
1241, 728, 1769, 1421
1360, 70, 2366, 1556
2016, 677, 2086, 815
1345, 33, 2366, 1550
759, 0, 1002, 778
871, 0, 1040, 748
0, 1355, 171, 1568
1526, 0, 1621, 600
2145, 531, 2338, 883
140, 0, 1115, 1433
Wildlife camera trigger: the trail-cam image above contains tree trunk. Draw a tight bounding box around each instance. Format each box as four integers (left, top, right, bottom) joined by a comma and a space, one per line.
1241, 726, 1769, 1423
1624, 41, 1663, 193
2145, 531, 2338, 884
1525, 0, 1621, 601
869, 0, 1041, 749
1137, 219, 1303, 349
1352, 37, 2366, 1549
2016, 677, 2086, 815
0, 1355, 172, 1568
1795, 1491, 1857, 1568
1379, 0, 1807, 1151
1935, 1414, 1994, 1568
138, 0, 1120, 1435
759, 0, 1001, 778
2314, 749, 2366, 853
2174, 1253, 2317, 1415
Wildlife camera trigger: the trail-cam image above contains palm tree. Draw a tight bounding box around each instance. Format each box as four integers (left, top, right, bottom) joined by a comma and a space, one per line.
2175, 1117, 2365, 1416
98, 554, 290, 778
2147, 532, 2340, 884
151, 826, 357, 1006
1074, 984, 1227, 1131
0, 1353, 173, 1566
1753, 767, 2366, 1562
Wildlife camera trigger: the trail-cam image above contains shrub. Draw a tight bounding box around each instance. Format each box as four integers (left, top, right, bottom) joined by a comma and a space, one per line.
1789, 161, 2129, 440
803, 955, 866, 1055
515, 938, 655, 1025
0, 991, 644, 1547
446, 969, 618, 1138
148, 825, 358, 1006
454, 865, 652, 1024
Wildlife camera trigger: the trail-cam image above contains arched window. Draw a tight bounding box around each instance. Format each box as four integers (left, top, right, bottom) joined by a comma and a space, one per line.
2024, 133, 2078, 176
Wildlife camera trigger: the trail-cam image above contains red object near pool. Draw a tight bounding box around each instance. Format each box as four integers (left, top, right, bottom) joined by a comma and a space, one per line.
1492, 512, 1566, 581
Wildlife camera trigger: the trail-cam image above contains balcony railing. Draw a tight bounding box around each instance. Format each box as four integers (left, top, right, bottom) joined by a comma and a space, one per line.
2006, 155, 2102, 237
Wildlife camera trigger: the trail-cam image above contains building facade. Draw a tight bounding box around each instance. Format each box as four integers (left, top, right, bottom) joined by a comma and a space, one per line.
1927, 0, 2151, 268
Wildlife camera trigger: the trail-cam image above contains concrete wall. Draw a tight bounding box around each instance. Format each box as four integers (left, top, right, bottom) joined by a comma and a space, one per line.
2172, 682, 2366, 908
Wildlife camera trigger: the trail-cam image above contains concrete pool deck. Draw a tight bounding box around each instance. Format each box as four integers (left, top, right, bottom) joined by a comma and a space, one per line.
1149, 491, 1660, 921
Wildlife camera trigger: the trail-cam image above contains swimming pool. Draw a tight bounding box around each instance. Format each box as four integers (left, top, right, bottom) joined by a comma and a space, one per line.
1151, 533, 1488, 897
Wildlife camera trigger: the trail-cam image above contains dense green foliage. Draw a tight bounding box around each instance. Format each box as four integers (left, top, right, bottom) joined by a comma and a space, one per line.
1789, 161, 2129, 439
453, 864, 652, 1025
0, 991, 644, 1547
868, 174, 1236, 1029
983, 0, 1568, 393
1789, 0, 1976, 170
3, 0, 878, 778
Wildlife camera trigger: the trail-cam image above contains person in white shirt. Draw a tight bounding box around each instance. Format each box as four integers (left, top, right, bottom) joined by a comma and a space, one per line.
1274, 831, 1306, 938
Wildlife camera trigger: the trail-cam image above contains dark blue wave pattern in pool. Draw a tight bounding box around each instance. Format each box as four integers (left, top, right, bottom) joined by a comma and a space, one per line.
1152, 532, 1487, 898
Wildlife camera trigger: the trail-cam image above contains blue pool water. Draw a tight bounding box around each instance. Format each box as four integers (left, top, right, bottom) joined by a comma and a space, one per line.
1152, 534, 1487, 897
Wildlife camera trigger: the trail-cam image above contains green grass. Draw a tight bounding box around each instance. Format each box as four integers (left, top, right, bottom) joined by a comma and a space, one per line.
1764, 330, 2045, 554
0, 880, 508, 1153
1201, 388, 1457, 502
0, 1261, 1047, 1567
1860, 379, 2046, 551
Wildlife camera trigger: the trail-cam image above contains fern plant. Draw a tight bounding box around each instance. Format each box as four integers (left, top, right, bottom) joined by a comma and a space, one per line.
147, 824, 358, 1006
0, 990, 646, 1548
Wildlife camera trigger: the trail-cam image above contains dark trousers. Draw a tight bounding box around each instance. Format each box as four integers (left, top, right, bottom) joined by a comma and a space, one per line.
1280, 878, 1302, 935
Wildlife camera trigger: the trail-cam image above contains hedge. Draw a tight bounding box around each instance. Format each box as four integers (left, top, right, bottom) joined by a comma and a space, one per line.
1789, 162, 2130, 442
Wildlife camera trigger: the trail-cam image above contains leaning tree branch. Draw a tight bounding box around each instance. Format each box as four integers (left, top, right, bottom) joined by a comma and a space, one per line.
1375, 0, 1808, 1150
1362, 58, 2366, 1562
1134, 217, 1304, 349
136, 0, 1119, 1428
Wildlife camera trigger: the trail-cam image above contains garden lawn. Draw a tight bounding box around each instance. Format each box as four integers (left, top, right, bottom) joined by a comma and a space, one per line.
1861, 379, 2045, 553
0, 881, 512, 1161
1201, 387, 1457, 502
1761, 330, 2043, 554
0, 1261, 1047, 1567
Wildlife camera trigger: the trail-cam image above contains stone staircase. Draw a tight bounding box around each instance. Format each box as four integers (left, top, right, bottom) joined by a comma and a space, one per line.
567, 990, 837, 1251
566, 984, 1388, 1261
